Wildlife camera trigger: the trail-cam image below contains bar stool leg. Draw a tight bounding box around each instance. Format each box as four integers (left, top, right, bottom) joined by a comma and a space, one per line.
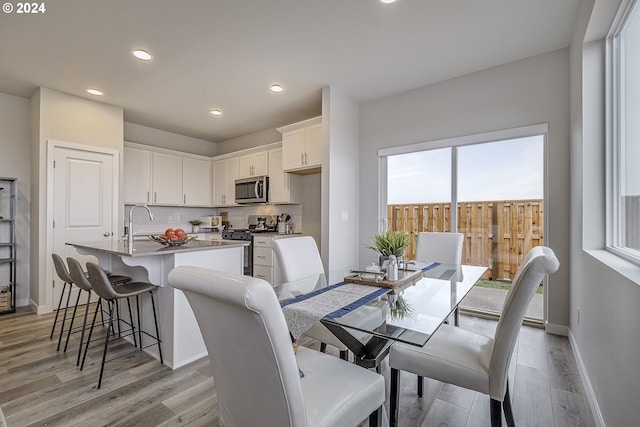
50, 282, 68, 339
81, 299, 102, 370
97, 300, 115, 389
76, 291, 94, 366
136, 295, 143, 349
56, 284, 74, 351
63, 289, 83, 352
150, 290, 163, 364
115, 302, 122, 338
126, 297, 137, 348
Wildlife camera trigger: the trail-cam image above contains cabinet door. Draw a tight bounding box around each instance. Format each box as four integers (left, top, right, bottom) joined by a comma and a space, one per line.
251, 151, 268, 176
123, 147, 152, 204
225, 157, 238, 205
305, 123, 323, 168
237, 155, 254, 179
152, 152, 183, 205
212, 159, 227, 206
183, 158, 211, 206
282, 128, 306, 171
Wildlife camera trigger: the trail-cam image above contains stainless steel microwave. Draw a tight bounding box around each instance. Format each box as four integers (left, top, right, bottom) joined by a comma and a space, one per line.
235, 175, 269, 204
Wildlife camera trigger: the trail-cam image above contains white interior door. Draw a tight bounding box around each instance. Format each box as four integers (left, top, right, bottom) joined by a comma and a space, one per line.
52, 146, 117, 308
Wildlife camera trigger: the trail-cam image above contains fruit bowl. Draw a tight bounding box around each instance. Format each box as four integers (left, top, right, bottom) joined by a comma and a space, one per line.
149, 234, 197, 247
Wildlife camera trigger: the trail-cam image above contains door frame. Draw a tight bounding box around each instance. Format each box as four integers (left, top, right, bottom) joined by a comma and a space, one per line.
45, 139, 120, 313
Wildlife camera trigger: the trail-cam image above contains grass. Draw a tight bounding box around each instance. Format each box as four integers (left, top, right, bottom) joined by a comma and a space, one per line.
476, 279, 543, 294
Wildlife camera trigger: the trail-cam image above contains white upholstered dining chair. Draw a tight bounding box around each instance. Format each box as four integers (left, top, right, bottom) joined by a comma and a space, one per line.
414, 231, 464, 264
168, 266, 385, 427
272, 236, 350, 360
388, 246, 559, 427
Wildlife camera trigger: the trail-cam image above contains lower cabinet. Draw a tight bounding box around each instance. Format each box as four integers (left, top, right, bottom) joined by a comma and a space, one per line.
253, 235, 283, 286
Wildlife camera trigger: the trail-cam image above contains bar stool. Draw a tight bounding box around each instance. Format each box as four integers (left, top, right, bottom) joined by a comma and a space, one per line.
51, 254, 131, 353
82, 262, 163, 389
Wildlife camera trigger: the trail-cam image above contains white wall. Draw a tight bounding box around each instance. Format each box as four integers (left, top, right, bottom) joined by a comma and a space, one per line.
359, 49, 571, 331
124, 122, 218, 157
322, 86, 360, 271
215, 127, 282, 155
0, 92, 31, 307
31, 87, 124, 311
569, 0, 640, 425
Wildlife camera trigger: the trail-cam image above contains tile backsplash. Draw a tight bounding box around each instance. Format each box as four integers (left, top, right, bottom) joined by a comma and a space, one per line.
124, 204, 302, 235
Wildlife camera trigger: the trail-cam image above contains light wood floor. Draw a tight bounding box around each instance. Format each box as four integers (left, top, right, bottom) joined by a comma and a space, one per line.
0, 307, 595, 427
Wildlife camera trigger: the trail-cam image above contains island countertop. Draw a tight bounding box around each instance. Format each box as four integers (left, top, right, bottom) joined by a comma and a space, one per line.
66, 238, 249, 257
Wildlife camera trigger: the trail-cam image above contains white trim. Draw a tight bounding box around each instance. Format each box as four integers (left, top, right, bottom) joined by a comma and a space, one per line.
45, 139, 120, 313
124, 141, 213, 161
569, 329, 606, 427
276, 115, 322, 134
378, 123, 549, 157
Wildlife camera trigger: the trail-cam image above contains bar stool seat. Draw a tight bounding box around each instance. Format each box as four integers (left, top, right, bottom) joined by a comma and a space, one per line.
82, 262, 163, 389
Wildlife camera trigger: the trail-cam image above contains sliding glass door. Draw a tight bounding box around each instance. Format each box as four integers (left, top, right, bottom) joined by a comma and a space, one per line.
385, 133, 545, 321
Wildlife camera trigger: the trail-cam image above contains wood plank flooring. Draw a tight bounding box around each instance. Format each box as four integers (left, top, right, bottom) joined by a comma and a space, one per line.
0, 307, 595, 426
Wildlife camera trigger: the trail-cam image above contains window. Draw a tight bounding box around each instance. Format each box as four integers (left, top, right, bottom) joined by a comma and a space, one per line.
609, 0, 640, 263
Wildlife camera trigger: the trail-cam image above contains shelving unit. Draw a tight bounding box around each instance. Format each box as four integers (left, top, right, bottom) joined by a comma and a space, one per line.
0, 177, 17, 314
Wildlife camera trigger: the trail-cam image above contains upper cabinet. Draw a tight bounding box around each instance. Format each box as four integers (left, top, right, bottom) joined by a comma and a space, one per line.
268, 148, 301, 204
123, 143, 212, 206
212, 157, 238, 207
183, 157, 212, 206
279, 118, 322, 173
237, 151, 268, 178
123, 146, 153, 204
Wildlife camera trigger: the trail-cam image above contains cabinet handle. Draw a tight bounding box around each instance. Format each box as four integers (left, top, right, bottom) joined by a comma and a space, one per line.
184, 194, 186, 204
305, 152, 308, 165
257, 255, 267, 259
154, 192, 157, 203
147, 191, 150, 203
301, 153, 304, 165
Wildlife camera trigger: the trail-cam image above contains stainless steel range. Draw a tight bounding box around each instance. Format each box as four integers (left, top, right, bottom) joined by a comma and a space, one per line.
221, 215, 279, 276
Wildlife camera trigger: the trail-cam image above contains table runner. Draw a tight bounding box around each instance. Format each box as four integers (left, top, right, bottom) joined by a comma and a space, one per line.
281, 282, 389, 339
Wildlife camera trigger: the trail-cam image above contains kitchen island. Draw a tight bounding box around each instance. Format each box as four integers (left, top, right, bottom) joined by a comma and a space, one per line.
68, 238, 248, 369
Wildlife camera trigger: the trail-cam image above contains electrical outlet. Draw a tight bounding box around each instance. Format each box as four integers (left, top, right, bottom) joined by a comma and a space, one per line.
577, 307, 580, 324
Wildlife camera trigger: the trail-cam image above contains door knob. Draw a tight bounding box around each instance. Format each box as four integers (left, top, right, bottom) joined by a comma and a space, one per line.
103, 232, 112, 237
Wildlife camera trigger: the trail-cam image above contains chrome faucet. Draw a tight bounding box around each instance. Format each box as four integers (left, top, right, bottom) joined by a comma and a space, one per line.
127, 204, 154, 247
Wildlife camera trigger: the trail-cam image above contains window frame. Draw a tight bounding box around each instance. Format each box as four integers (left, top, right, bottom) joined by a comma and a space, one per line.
606, 0, 640, 265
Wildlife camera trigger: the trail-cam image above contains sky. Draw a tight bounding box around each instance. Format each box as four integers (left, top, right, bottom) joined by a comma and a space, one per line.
387, 135, 544, 204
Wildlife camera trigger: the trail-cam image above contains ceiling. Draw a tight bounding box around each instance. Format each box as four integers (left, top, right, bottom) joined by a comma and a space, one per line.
0, 0, 580, 144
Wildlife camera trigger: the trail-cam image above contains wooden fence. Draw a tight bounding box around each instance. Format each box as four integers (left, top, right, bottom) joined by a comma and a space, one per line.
387, 199, 544, 280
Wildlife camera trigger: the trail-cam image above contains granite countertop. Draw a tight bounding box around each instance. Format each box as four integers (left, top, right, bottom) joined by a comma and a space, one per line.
66, 238, 248, 257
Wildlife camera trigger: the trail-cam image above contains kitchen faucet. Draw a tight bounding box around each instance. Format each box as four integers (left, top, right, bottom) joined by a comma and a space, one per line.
127, 204, 154, 247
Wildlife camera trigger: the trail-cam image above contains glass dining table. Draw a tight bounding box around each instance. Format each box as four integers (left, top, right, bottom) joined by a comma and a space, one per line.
274, 262, 487, 369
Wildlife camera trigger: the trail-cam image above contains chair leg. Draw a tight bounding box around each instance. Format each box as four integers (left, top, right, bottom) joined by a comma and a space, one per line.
126, 297, 137, 347
320, 342, 327, 353
63, 289, 83, 352
76, 292, 93, 366
149, 290, 163, 364
490, 398, 502, 427
503, 381, 515, 427
56, 283, 74, 351
136, 294, 143, 349
97, 300, 115, 389
115, 301, 122, 337
81, 299, 101, 370
417, 375, 424, 397
389, 368, 400, 427
369, 405, 383, 427
50, 282, 68, 339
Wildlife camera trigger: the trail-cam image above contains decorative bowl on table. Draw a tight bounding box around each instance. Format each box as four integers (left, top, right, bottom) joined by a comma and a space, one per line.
148, 234, 197, 247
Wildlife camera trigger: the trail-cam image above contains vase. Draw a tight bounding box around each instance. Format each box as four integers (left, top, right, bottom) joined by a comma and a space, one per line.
192, 225, 200, 233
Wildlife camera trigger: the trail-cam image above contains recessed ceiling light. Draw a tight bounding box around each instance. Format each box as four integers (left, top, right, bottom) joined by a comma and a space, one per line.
132, 49, 152, 61
380, 0, 397, 3
86, 89, 103, 96
209, 109, 223, 116
270, 84, 284, 93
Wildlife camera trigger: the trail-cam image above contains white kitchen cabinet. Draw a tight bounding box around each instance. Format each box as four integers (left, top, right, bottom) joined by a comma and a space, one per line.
253, 235, 282, 285
213, 157, 238, 206
152, 152, 183, 205
123, 146, 153, 204
268, 148, 301, 204
182, 157, 211, 206
281, 122, 322, 172
238, 151, 268, 178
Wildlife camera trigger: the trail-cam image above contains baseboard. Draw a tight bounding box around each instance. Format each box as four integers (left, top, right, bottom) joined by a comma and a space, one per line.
568, 329, 606, 427
30, 299, 50, 315
544, 321, 568, 336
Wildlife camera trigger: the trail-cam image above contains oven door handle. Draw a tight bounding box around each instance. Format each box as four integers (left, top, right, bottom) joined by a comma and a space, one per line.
254, 180, 261, 199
